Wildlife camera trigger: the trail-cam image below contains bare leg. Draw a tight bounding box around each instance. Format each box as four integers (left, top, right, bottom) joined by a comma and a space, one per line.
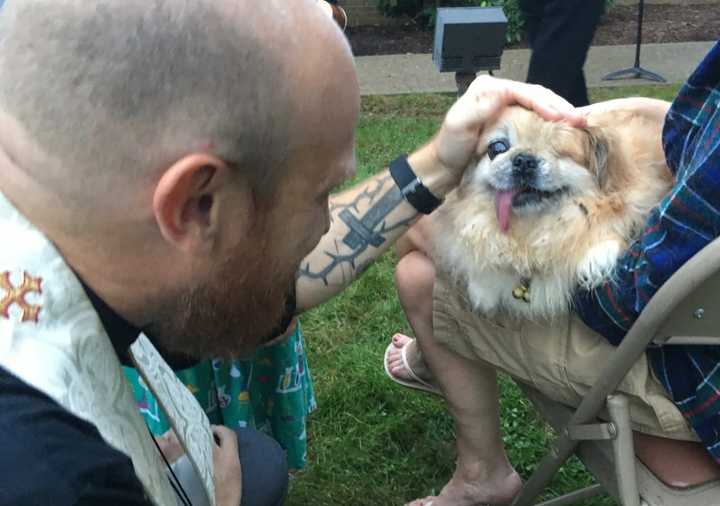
388, 252, 521, 505
387, 250, 436, 381
387, 218, 437, 381
407, 330, 521, 506
633, 432, 720, 487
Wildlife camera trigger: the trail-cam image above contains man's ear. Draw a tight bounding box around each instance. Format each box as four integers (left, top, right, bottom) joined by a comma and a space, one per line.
152, 153, 243, 254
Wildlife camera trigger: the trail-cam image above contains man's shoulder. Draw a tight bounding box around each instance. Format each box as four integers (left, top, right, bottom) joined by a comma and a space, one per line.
0, 366, 151, 506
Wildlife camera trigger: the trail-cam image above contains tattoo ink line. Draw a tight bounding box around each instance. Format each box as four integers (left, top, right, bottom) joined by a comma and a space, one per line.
298, 181, 413, 285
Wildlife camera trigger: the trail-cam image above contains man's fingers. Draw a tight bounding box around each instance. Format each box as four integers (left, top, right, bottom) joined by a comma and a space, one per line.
432, 74, 588, 179
460, 76, 586, 129
212, 425, 239, 454
210, 425, 242, 506
212, 425, 237, 444
511, 82, 574, 112
507, 82, 587, 127
155, 429, 185, 464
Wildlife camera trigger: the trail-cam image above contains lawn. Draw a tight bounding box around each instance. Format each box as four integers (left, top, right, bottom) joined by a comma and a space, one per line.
287, 83, 682, 506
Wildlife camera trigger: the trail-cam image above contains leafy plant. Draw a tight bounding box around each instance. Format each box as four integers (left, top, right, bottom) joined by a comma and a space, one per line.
376, 0, 615, 45
375, 0, 425, 18
375, 0, 524, 43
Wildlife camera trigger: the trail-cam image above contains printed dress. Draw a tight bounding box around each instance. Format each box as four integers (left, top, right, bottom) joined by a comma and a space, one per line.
123, 322, 316, 470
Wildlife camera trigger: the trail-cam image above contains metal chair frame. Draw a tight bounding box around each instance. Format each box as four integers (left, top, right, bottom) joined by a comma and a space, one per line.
510, 237, 720, 506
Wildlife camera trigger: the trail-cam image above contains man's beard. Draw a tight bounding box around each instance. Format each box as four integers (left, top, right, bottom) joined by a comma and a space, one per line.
146, 252, 299, 361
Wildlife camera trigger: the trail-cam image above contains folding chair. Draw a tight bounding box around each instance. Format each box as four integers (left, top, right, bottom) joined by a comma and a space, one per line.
510, 237, 720, 506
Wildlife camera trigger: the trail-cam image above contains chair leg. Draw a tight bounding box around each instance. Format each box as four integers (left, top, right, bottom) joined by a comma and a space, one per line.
533, 484, 604, 506
511, 432, 581, 506
607, 394, 641, 506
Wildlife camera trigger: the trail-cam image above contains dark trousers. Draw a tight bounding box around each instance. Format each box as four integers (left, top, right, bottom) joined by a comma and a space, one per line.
520, 0, 605, 106
172, 427, 288, 506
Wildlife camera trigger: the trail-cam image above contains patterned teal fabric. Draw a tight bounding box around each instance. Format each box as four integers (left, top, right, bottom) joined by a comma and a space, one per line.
124, 322, 316, 470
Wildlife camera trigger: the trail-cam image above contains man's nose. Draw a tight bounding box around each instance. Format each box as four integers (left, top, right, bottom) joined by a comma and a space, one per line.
512, 153, 538, 180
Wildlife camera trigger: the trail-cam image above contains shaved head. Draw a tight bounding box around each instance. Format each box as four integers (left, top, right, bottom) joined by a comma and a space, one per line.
0, 0, 343, 211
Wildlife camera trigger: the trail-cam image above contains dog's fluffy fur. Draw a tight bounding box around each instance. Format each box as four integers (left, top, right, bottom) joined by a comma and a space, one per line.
430, 100, 673, 320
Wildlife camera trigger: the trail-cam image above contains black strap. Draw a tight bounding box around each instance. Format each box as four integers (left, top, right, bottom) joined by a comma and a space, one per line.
147, 425, 193, 506
389, 154, 443, 215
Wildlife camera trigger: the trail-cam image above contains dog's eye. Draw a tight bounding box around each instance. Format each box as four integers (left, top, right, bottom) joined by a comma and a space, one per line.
487, 140, 509, 160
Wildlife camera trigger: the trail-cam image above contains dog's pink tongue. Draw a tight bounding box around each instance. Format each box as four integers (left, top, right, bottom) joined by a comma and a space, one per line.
495, 189, 518, 233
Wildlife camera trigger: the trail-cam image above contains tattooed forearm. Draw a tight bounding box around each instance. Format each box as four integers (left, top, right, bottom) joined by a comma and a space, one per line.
298, 183, 412, 285
295, 171, 419, 311
299, 179, 407, 284
339, 182, 403, 249
328, 176, 388, 216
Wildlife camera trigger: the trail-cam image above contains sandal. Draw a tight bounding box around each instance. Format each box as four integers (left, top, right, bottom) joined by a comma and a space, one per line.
383, 335, 441, 396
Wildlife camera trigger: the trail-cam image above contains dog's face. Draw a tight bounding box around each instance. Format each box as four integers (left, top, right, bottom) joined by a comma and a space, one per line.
433, 100, 673, 318
466, 107, 608, 232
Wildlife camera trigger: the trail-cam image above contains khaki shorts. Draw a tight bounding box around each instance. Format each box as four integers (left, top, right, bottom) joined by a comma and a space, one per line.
432, 273, 698, 441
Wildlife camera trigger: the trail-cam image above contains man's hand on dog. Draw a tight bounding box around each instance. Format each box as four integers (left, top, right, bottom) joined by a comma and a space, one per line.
410, 76, 587, 196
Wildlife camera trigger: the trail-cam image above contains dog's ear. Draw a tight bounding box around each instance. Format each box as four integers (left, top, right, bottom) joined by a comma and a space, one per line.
586, 126, 612, 189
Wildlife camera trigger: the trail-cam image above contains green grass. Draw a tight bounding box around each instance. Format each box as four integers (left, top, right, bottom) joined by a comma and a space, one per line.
287, 84, 682, 506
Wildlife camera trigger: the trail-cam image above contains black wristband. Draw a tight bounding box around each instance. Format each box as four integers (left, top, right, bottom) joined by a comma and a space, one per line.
389, 154, 443, 215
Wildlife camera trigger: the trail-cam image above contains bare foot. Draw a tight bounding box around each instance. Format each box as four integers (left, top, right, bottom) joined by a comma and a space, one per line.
386, 333, 432, 383
405, 467, 522, 506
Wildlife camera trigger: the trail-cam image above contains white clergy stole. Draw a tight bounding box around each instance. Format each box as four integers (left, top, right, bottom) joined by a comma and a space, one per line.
0, 191, 215, 506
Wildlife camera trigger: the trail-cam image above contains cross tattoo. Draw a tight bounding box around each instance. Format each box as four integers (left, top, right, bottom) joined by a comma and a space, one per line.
339, 186, 404, 249
298, 183, 414, 286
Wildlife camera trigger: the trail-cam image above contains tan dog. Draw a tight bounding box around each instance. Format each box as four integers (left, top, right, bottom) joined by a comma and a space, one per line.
430, 100, 673, 320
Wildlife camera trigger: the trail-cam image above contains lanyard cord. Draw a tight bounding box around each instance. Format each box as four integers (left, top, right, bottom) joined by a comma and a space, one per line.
147, 425, 193, 506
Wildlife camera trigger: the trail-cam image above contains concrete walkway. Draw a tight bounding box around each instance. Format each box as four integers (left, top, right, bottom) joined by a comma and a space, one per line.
356, 41, 716, 95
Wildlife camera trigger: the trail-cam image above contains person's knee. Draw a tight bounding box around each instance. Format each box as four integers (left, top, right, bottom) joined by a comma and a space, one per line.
235, 428, 288, 506
395, 251, 435, 307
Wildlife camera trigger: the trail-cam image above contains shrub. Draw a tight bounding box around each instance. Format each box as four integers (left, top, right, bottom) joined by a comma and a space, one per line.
374, 0, 525, 43
376, 0, 615, 45
375, 0, 424, 18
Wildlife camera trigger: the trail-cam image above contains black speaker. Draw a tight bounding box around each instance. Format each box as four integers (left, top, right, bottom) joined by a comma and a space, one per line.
432, 7, 507, 73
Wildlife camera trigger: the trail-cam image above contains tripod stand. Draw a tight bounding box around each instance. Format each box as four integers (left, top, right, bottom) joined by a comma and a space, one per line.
602, 0, 666, 82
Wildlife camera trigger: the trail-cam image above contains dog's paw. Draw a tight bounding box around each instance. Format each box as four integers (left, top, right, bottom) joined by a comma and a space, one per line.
576, 240, 622, 289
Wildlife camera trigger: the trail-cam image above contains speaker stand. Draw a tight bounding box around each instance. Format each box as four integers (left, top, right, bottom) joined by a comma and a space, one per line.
602, 0, 666, 83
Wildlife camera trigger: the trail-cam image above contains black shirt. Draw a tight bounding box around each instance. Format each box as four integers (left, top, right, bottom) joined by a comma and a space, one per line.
0, 366, 152, 505
0, 286, 179, 506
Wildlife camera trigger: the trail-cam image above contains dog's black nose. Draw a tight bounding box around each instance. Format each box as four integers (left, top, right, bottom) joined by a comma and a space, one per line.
512, 153, 538, 179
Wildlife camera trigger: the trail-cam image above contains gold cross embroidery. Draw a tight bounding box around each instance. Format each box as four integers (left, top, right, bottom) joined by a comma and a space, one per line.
0, 271, 43, 322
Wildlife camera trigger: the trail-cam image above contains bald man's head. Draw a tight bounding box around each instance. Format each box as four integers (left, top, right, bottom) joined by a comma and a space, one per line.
0, 0, 360, 357
0, 0, 345, 210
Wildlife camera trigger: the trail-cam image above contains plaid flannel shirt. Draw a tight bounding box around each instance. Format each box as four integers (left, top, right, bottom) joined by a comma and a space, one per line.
573, 41, 720, 463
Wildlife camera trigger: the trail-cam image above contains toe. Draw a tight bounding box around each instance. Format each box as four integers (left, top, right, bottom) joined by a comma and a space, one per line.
389, 361, 403, 376
388, 355, 404, 370
392, 333, 412, 348
387, 349, 400, 363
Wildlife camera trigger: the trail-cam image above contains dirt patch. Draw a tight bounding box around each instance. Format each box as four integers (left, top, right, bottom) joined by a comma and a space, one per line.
346, 4, 720, 56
